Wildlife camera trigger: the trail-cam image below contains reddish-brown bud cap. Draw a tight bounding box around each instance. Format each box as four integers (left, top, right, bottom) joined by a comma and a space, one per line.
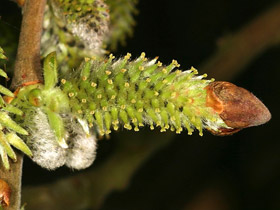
205, 81, 271, 135
0, 179, 11, 207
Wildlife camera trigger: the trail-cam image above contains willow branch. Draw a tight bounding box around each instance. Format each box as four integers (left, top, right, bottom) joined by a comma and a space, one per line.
10, 0, 45, 90
200, 2, 280, 81
0, 0, 46, 209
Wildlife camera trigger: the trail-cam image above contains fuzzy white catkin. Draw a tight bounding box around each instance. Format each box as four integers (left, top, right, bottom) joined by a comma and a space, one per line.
26, 108, 67, 170
64, 116, 97, 170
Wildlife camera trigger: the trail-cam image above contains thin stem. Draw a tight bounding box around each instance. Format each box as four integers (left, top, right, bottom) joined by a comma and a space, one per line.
0, 0, 46, 209
200, 2, 280, 81
11, 0, 45, 89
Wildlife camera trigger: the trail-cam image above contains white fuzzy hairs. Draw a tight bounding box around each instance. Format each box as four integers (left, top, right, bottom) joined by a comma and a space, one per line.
26, 108, 97, 170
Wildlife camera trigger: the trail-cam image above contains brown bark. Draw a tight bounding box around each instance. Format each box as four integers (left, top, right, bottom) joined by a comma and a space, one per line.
0, 0, 46, 209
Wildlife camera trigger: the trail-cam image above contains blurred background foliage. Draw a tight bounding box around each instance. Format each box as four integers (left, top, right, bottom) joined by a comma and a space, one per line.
1, 0, 280, 209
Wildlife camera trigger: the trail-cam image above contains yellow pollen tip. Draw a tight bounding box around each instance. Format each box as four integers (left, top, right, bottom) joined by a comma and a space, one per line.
68, 92, 74, 97
97, 94, 102, 99
82, 76, 87, 81
125, 53, 131, 60
91, 82, 97, 87
146, 78, 151, 83
82, 99, 87, 103
125, 82, 130, 87
138, 108, 143, 113
105, 70, 112, 75
107, 79, 113, 84
131, 99, 136, 103
61, 79, 66, 84
139, 66, 144, 71
84, 57, 90, 62
121, 68, 127, 73
121, 105, 126, 109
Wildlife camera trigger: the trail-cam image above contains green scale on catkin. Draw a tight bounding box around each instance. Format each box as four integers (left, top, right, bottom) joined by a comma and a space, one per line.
61, 53, 228, 136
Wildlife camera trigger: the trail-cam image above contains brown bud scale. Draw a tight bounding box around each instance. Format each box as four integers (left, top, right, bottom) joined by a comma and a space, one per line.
205, 81, 271, 135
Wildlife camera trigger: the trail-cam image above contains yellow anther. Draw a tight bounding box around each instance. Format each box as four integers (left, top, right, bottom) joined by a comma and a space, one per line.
156, 121, 161, 126
146, 78, 151, 83
68, 92, 74, 97
111, 95, 116, 100
132, 118, 137, 123
162, 79, 168, 84
176, 70, 182, 75
84, 57, 90, 62
90, 110, 95, 114
165, 125, 170, 129
139, 66, 144, 71
61, 79, 66, 84
171, 116, 176, 121
82, 99, 87, 103
121, 68, 127, 73
134, 127, 139, 131
89, 123, 93, 128
82, 76, 87, 81
160, 128, 166, 132
106, 130, 111, 135
102, 106, 107, 111
139, 123, 144, 127
138, 108, 143, 113
78, 110, 83, 114
91, 82, 97, 87
162, 68, 167, 74
150, 125, 154, 130
125, 82, 130, 87
109, 54, 115, 59
105, 70, 112, 75
113, 125, 119, 131
124, 124, 132, 130
97, 94, 102, 99
121, 105, 126, 109
107, 79, 113, 84
154, 91, 159, 96
125, 53, 131, 60
171, 92, 176, 98
99, 130, 105, 136
155, 108, 160, 113
140, 52, 146, 59
131, 99, 136, 104
157, 61, 162, 66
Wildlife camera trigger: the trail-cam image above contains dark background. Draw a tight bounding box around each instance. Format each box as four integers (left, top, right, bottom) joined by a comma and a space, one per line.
1, 0, 280, 209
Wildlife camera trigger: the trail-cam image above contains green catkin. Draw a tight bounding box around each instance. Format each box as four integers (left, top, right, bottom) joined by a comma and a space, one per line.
61, 53, 229, 136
